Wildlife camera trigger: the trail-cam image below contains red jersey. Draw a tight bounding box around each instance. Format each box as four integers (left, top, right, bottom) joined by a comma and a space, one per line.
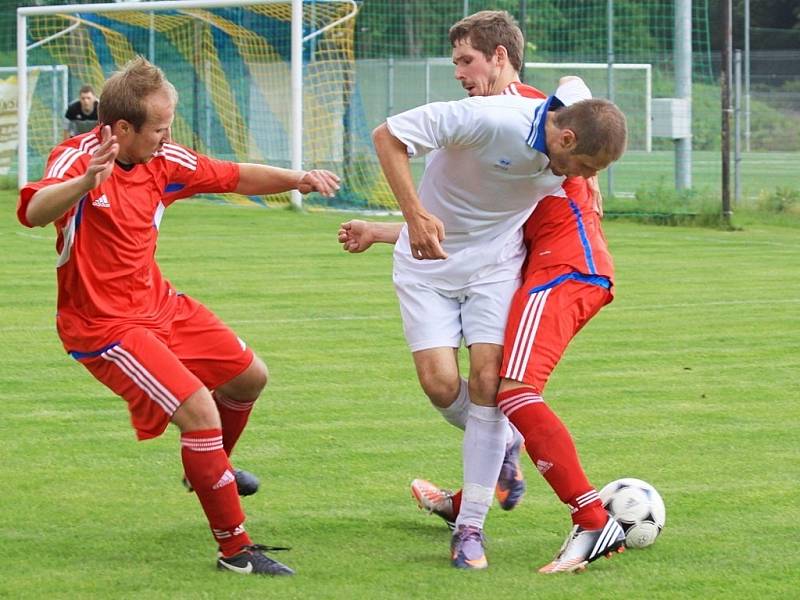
18, 128, 240, 353
502, 82, 614, 284
522, 177, 614, 282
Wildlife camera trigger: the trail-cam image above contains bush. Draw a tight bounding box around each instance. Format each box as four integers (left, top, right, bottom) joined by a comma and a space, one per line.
756, 187, 800, 214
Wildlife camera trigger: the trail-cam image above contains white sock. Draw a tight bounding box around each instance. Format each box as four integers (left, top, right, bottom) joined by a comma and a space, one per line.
455, 404, 507, 530
506, 421, 523, 449
435, 377, 470, 431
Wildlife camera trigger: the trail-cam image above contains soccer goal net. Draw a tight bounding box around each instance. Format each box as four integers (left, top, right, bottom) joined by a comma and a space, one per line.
17, 0, 394, 209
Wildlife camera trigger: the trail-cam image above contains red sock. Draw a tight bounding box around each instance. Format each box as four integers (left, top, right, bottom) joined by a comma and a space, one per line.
451, 489, 462, 517
181, 429, 252, 556
497, 386, 606, 529
213, 391, 255, 457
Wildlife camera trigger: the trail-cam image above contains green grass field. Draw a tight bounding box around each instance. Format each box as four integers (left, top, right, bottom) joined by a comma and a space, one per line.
2, 194, 798, 598
600, 151, 799, 204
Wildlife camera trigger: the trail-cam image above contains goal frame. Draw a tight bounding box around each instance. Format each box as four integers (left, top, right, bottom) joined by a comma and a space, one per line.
16, 0, 358, 208
525, 61, 652, 152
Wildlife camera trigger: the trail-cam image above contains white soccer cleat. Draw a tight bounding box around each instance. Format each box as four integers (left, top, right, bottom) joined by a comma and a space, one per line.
410, 478, 456, 530
538, 515, 626, 574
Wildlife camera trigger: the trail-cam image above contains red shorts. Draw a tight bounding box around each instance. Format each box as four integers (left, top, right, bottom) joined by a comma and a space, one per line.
500, 267, 612, 393
73, 294, 254, 440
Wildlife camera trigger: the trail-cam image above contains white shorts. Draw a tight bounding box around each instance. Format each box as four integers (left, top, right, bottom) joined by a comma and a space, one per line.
393, 276, 520, 352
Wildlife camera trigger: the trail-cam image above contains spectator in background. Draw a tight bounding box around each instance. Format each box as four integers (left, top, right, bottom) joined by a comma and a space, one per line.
63, 84, 98, 138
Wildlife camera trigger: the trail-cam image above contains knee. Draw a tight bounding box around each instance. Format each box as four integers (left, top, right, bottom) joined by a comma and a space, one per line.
173, 388, 221, 432
469, 368, 500, 406
419, 374, 461, 408
246, 356, 269, 395
223, 356, 268, 401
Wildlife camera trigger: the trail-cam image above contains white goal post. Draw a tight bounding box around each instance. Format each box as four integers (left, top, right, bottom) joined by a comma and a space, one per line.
16, 0, 358, 209
525, 62, 652, 152
0, 64, 68, 147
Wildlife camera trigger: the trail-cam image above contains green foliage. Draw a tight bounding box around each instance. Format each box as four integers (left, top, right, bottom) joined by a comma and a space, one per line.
2, 195, 799, 597
756, 186, 800, 214
604, 178, 731, 228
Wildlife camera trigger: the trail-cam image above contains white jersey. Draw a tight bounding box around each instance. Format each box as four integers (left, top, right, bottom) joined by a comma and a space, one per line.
387, 79, 590, 290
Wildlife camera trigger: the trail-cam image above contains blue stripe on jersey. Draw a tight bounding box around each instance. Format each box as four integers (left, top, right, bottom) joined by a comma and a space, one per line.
528, 272, 611, 295
69, 341, 120, 360
568, 199, 597, 274
165, 182, 185, 193
74, 195, 87, 230
526, 95, 564, 153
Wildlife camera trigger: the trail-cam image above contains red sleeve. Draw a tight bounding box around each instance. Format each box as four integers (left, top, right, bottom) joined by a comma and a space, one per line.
160, 143, 240, 205
18, 145, 90, 228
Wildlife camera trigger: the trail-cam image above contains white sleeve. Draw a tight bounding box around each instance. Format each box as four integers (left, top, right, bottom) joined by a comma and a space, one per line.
385, 99, 487, 158
554, 77, 592, 106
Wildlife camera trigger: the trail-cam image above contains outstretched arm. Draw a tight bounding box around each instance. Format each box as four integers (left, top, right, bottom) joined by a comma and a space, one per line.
25, 125, 119, 227
235, 164, 340, 198
372, 123, 447, 260
338, 220, 403, 253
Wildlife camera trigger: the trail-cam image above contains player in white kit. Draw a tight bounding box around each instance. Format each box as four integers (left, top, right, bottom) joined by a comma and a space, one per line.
373, 77, 626, 568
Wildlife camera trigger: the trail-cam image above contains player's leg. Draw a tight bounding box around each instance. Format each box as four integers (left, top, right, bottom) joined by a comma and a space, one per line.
496, 274, 623, 572
170, 295, 264, 461
447, 278, 520, 570
395, 278, 466, 422
445, 342, 502, 569
412, 347, 469, 425
77, 327, 291, 575
173, 390, 292, 576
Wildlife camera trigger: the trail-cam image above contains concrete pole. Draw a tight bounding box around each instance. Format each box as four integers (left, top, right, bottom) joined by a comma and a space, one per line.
744, 0, 751, 152
734, 49, 742, 204
721, 0, 732, 218
675, 0, 692, 190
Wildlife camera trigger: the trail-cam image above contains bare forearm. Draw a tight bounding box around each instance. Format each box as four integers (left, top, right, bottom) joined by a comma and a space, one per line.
370, 221, 403, 244
26, 176, 93, 227
234, 163, 304, 196
371, 124, 425, 221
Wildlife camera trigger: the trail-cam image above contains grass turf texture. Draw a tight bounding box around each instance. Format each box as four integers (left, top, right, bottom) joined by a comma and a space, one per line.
1, 195, 798, 598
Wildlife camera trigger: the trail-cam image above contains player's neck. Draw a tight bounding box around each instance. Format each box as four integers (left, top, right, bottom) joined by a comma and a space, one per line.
495, 72, 521, 94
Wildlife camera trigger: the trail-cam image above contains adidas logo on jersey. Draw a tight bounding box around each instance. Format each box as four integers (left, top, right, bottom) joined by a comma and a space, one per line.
92, 194, 110, 208
536, 459, 553, 474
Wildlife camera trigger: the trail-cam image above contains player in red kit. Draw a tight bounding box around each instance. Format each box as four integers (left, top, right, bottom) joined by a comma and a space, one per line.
18, 57, 340, 576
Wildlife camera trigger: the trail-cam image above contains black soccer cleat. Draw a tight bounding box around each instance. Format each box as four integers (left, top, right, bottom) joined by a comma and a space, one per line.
182, 468, 260, 497
217, 544, 294, 576
233, 469, 260, 496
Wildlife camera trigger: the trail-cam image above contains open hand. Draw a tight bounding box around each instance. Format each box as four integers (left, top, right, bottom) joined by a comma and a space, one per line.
82, 125, 118, 191
587, 175, 603, 218
297, 169, 340, 197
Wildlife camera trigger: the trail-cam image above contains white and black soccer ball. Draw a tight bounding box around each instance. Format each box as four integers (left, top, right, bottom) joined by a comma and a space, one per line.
599, 478, 666, 549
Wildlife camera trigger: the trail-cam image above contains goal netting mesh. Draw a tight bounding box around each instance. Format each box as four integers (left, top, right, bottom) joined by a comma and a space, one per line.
23, 1, 393, 208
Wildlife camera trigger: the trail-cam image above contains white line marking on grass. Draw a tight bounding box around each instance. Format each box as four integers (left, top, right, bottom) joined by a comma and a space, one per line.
14, 231, 54, 241
611, 298, 800, 311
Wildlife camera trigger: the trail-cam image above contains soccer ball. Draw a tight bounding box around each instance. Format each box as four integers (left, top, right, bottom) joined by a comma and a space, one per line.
599, 478, 666, 549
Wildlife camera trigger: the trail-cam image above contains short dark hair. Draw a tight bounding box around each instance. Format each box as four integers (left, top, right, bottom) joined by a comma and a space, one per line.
553, 99, 628, 161
98, 56, 177, 131
448, 10, 524, 73
79, 84, 95, 96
